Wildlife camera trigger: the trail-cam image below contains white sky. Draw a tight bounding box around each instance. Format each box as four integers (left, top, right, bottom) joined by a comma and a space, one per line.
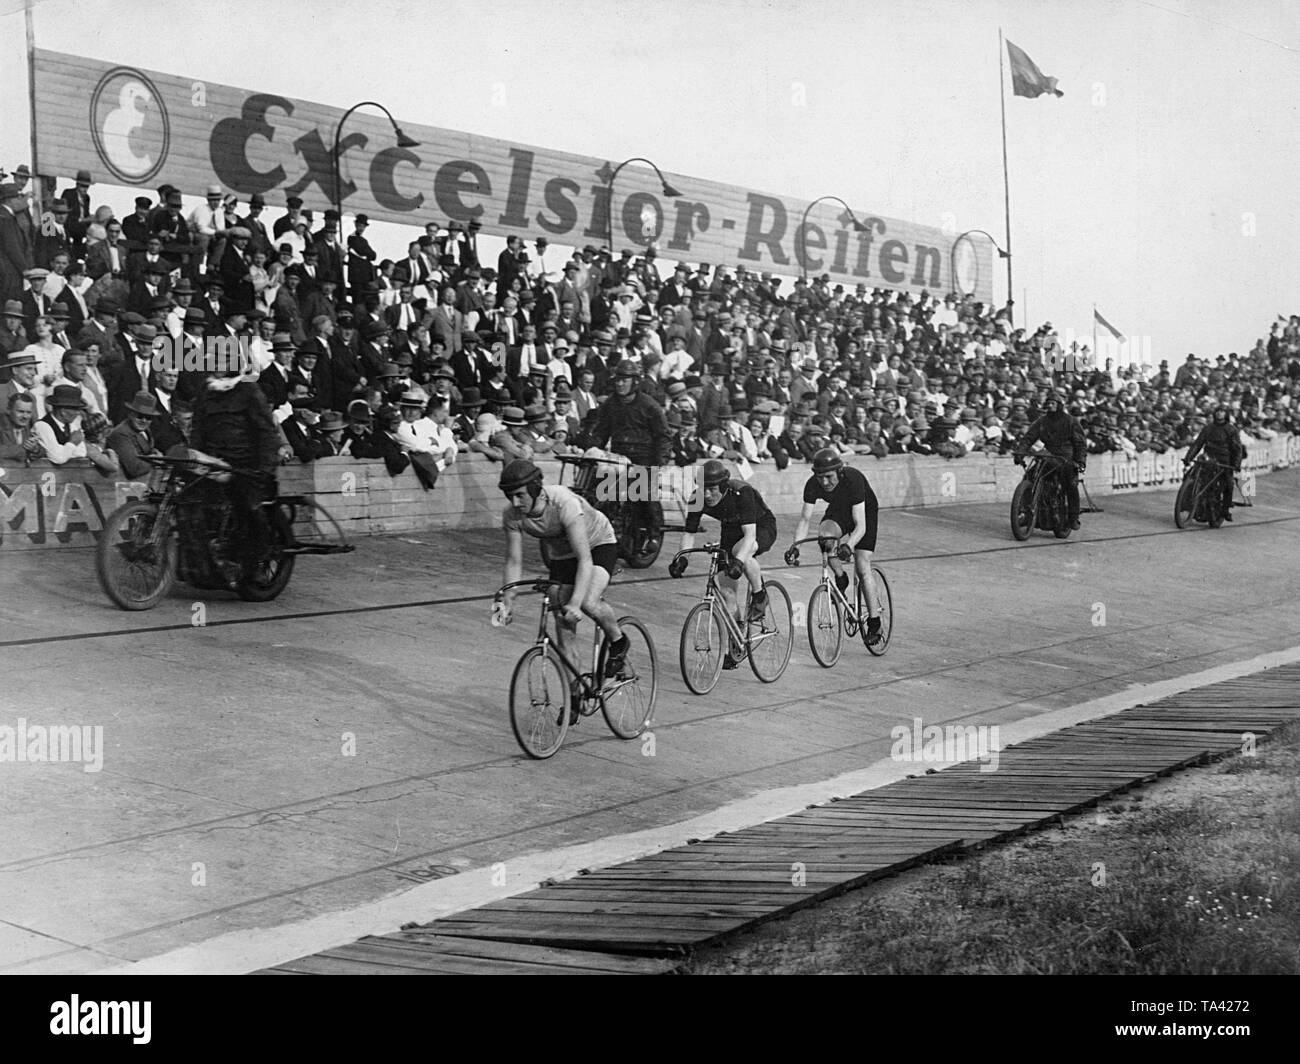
2, 0, 1297, 360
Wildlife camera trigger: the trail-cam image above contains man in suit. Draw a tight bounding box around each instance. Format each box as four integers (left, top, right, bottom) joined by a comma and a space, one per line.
384, 283, 423, 333
78, 298, 120, 366
149, 190, 192, 248
0, 182, 35, 301
86, 218, 129, 283
107, 321, 157, 423
0, 299, 27, 370
428, 285, 464, 356
571, 368, 601, 422
127, 261, 171, 316
258, 334, 298, 415
392, 241, 430, 292
127, 234, 174, 285
312, 210, 346, 291
35, 200, 73, 268
496, 235, 525, 301
120, 196, 154, 245
105, 391, 163, 479
240, 193, 272, 258
58, 169, 94, 253
218, 227, 256, 312
272, 195, 305, 240
346, 214, 377, 301
20, 267, 53, 333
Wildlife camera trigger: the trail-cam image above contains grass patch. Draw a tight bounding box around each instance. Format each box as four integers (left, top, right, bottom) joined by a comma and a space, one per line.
682, 722, 1300, 974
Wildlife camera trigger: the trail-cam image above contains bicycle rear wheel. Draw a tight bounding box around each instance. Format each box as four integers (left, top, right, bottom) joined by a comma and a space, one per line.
748, 580, 793, 683
807, 583, 843, 668
601, 616, 657, 738
509, 646, 570, 759
680, 601, 726, 695
864, 568, 893, 656
96, 502, 175, 611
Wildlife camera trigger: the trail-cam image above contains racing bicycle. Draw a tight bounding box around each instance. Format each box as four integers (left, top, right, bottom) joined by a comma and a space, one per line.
493, 579, 657, 759
669, 542, 793, 694
786, 536, 893, 667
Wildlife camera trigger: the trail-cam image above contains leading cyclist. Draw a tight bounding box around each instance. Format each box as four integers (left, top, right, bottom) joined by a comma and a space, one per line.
1183, 405, 1245, 521
671, 459, 778, 668
786, 448, 884, 647
496, 459, 630, 700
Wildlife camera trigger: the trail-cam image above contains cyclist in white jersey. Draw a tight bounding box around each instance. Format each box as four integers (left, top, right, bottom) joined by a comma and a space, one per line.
496, 460, 630, 685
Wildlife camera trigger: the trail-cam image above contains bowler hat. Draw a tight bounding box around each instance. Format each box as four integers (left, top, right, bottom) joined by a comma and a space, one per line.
76, 169, 92, 184
459, 387, 484, 408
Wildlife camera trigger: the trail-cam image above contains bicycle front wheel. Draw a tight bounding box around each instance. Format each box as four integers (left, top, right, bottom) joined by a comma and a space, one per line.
680, 601, 726, 696
1174, 475, 1195, 528
601, 616, 657, 738
1010, 480, 1034, 540
865, 568, 893, 656
236, 503, 296, 602
807, 583, 843, 668
509, 646, 570, 759
96, 501, 176, 611
748, 580, 793, 683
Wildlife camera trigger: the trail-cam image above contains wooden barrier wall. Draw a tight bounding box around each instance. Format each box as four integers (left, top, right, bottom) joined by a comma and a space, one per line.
2, 434, 1296, 551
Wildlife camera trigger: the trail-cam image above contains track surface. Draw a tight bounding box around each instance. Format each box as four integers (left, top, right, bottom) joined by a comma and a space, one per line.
1, 471, 1298, 973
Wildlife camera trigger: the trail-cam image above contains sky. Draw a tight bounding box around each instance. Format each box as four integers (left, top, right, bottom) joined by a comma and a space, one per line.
2, 0, 1298, 361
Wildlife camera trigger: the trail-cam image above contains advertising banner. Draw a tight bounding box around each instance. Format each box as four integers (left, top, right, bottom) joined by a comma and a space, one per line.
32, 49, 990, 300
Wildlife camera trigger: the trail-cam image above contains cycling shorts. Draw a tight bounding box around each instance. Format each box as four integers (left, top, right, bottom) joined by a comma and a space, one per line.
720, 515, 778, 559
547, 543, 620, 586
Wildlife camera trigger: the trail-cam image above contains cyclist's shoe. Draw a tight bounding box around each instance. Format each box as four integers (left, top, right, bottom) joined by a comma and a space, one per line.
835, 572, 850, 596
866, 616, 883, 647
604, 634, 631, 680
746, 588, 768, 624
722, 650, 740, 670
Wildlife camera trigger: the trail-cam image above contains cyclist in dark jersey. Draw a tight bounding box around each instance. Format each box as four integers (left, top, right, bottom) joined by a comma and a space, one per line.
673, 459, 778, 667
787, 447, 883, 645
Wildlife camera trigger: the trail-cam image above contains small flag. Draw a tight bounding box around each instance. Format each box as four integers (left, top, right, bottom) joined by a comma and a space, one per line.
1094, 308, 1125, 342
1006, 40, 1064, 98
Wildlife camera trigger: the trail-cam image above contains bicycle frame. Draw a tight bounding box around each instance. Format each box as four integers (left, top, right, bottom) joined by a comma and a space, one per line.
672, 544, 768, 657
790, 536, 871, 623
1181, 456, 1235, 522
497, 579, 607, 704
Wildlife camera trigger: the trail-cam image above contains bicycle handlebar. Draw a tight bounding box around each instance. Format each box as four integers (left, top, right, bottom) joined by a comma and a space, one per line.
1009, 451, 1071, 463
1186, 455, 1235, 470
493, 578, 558, 601
144, 453, 272, 482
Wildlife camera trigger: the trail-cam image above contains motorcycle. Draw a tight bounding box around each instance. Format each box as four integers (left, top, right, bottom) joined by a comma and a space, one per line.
558, 452, 663, 569
96, 454, 352, 610
1010, 451, 1077, 541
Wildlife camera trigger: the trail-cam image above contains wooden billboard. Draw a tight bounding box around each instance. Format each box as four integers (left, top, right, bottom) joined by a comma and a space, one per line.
32, 49, 992, 301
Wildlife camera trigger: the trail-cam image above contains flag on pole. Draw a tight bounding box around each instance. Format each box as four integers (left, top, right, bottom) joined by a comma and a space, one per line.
1094, 308, 1125, 342
1006, 40, 1064, 98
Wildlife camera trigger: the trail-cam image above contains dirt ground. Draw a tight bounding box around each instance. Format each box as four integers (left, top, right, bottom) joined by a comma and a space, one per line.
680, 724, 1300, 975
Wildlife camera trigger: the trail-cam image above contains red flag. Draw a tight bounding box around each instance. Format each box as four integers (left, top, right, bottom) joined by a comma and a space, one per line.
1006, 40, 1063, 98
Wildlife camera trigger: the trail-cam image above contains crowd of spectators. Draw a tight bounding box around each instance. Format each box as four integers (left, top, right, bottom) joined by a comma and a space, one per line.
3, 163, 1299, 485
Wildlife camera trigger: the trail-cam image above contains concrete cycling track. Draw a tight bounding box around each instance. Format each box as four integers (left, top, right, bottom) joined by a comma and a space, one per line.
1, 468, 1298, 973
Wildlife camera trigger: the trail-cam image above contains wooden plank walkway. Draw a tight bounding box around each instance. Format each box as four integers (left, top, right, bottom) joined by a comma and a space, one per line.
258, 663, 1300, 975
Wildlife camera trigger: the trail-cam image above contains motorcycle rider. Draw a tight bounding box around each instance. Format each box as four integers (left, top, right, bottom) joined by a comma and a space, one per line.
1016, 391, 1087, 530
189, 349, 288, 584
586, 361, 671, 558
1184, 405, 1245, 521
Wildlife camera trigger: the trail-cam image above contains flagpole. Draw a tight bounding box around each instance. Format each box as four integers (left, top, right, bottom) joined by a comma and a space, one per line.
1093, 303, 1098, 366
998, 28, 1013, 328
25, 0, 41, 214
